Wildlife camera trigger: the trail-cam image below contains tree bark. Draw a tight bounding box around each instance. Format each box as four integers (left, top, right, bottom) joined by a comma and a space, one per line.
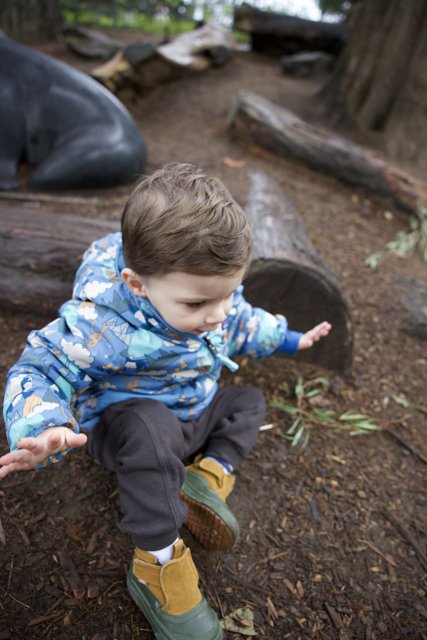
0, 0, 62, 42
0, 196, 352, 372
322, 0, 427, 172
228, 90, 427, 212
0, 209, 118, 316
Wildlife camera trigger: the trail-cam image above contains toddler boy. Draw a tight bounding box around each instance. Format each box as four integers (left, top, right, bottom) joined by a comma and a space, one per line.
1, 163, 331, 639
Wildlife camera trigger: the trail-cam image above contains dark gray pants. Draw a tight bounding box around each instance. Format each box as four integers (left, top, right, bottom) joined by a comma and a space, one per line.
87, 386, 265, 549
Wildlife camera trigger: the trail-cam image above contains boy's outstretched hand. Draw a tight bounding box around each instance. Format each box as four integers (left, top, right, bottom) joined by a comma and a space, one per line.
298, 321, 332, 350
0, 427, 87, 479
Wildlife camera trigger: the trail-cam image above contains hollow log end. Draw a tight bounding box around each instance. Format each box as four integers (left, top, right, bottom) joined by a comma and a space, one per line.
244, 259, 353, 373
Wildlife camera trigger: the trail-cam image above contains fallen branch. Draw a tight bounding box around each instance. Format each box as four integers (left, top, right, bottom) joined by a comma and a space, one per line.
385, 513, 427, 572
386, 429, 427, 465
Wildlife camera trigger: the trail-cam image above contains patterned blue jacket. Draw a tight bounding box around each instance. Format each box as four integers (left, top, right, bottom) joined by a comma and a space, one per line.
3, 233, 302, 464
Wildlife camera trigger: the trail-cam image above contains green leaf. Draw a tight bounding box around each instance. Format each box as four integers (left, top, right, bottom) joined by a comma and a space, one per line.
279, 432, 293, 442
281, 381, 291, 394
270, 399, 299, 416
391, 395, 427, 415
391, 395, 411, 408
339, 411, 371, 422
295, 375, 305, 399
301, 432, 310, 449
291, 424, 305, 447
348, 420, 379, 431
311, 407, 336, 423
287, 417, 302, 435
365, 252, 383, 269
309, 376, 330, 389
305, 389, 322, 398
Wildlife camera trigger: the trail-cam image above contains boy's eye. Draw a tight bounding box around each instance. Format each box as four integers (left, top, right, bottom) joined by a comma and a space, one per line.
186, 302, 205, 309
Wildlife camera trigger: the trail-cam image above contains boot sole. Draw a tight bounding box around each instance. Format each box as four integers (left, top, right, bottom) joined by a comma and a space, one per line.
180, 473, 240, 550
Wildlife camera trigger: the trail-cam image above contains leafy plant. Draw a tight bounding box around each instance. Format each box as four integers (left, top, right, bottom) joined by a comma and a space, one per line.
270, 375, 380, 448
61, 1, 196, 36
391, 394, 427, 416
365, 202, 427, 269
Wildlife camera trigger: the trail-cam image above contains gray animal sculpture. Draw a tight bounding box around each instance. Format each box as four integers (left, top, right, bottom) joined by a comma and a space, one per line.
0, 33, 147, 190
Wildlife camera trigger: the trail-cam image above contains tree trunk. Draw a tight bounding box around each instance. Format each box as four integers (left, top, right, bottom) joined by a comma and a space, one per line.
323, 0, 427, 172
0, 0, 62, 42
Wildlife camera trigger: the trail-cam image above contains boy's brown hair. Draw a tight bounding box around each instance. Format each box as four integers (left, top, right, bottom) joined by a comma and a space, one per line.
121, 163, 253, 276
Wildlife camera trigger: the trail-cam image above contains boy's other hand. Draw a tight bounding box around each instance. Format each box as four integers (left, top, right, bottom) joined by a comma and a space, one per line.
298, 321, 332, 350
0, 427, 87, 479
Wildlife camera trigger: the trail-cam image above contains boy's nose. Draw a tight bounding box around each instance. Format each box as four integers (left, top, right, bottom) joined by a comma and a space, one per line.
205, 304, 227, 325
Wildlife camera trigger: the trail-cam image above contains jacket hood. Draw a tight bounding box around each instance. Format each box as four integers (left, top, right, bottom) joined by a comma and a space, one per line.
70, 233, 235, 352
72, 232, 167, 331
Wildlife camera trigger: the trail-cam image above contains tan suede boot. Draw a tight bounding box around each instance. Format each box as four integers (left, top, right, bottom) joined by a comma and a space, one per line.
180, 456, 240, 550
127, 539, 222, 639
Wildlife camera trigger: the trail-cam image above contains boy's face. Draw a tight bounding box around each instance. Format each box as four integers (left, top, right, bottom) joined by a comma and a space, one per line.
122, 269, 246, 335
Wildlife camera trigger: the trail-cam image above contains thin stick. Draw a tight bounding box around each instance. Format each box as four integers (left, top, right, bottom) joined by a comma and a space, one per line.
385, 513, 427, 572
386, 429, 427, 465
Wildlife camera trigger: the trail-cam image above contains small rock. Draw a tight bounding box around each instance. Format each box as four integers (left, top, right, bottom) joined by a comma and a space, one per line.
281, 51, 334, 77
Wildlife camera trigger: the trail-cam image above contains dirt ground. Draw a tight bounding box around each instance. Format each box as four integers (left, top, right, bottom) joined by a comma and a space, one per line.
0, 29, 426, 640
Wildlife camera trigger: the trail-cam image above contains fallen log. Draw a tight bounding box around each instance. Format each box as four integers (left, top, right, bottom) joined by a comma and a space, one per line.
91, 23, 235, 94
228, 90, 427, 213
0, 208, 119, 315
243, 171, 352, 372
0, 173, 352, 371
233, 3, 346, 56
0, 188, 352, 372
157, 23, 234, 70
62, 26, 123, 60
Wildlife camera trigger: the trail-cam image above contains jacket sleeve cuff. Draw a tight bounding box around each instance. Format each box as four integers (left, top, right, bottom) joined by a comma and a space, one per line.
278, 330, 303, 355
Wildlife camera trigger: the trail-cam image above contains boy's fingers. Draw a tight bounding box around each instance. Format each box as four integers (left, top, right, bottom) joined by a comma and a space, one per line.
68, 433, 87, 448
0, 464, 16, 479
47, 433, 63, 451
0, 449, 29, 465
0, 456, 32, 478
17, 437, 42, 451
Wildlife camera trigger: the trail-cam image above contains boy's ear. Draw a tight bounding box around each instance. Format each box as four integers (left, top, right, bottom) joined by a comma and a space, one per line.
121, 268, 147, 297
